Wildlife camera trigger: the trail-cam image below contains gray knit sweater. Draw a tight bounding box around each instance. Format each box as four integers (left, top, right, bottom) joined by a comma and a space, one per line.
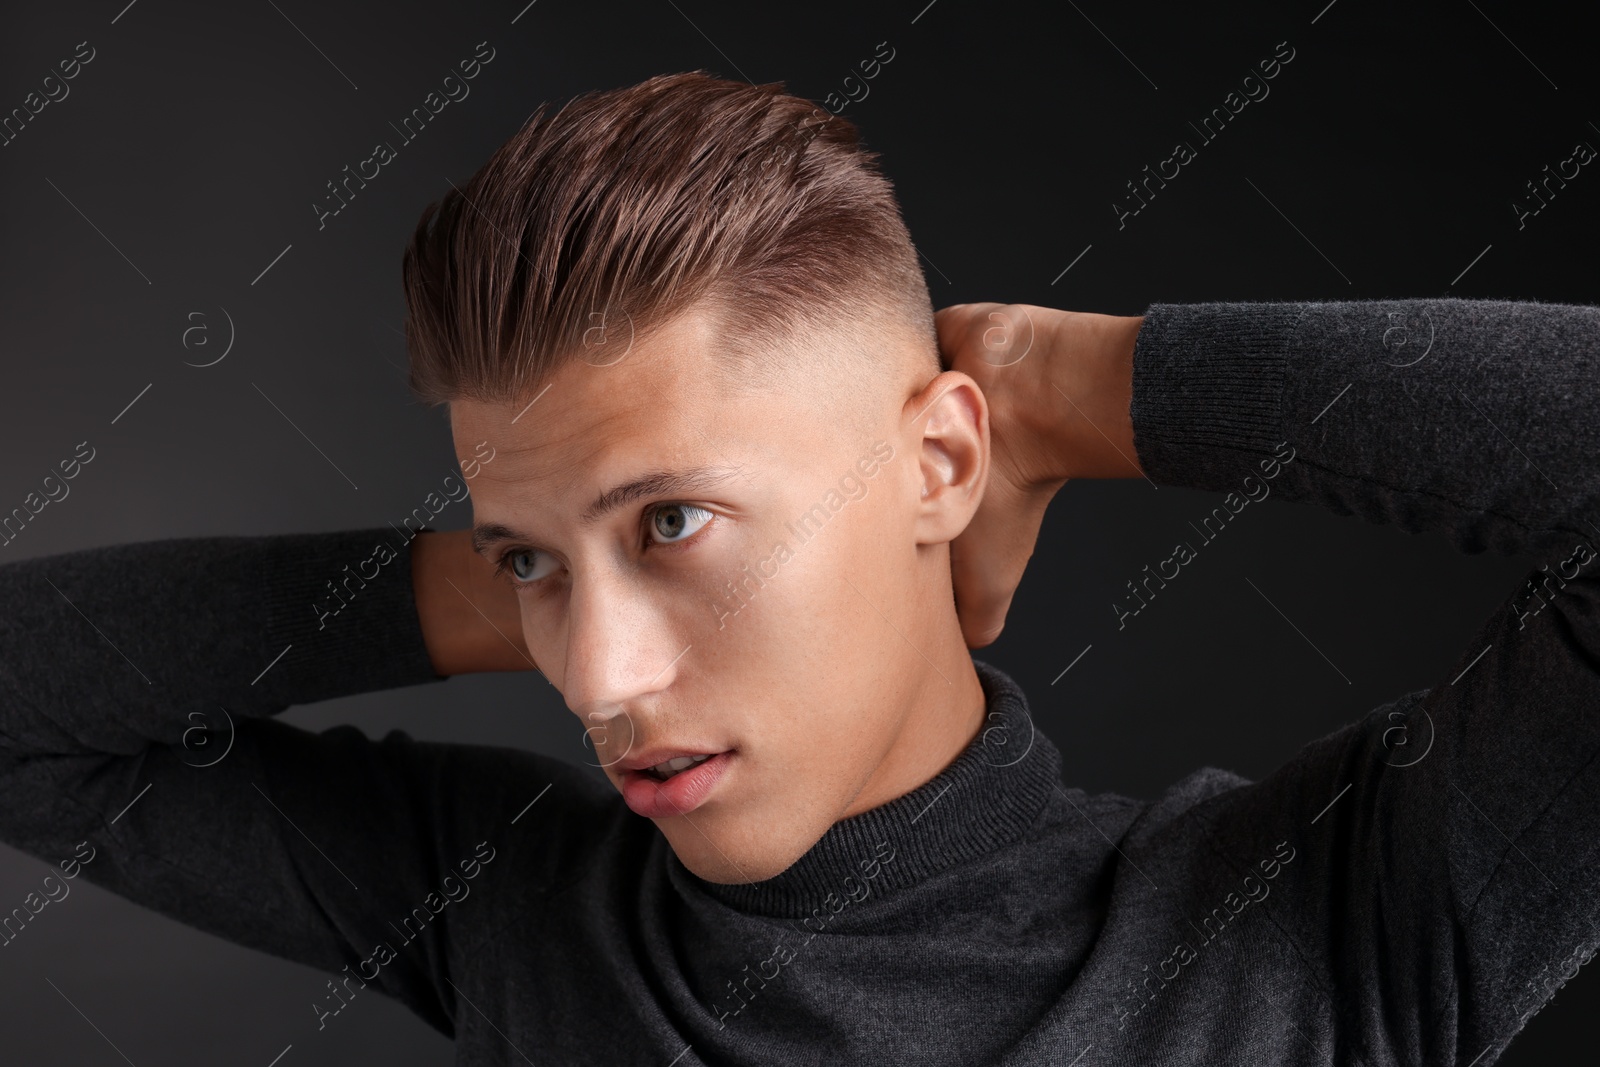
3, 299, 1597, 1066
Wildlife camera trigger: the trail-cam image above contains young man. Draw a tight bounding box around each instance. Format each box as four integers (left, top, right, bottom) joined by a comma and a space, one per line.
2, 70, 1597, 1065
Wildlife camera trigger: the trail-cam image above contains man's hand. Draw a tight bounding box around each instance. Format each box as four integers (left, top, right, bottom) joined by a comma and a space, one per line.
934, 303, 1144, 648
411, 528, 539, 676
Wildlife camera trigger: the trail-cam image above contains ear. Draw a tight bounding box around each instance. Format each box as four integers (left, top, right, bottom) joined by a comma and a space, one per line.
903, 370, 989, 547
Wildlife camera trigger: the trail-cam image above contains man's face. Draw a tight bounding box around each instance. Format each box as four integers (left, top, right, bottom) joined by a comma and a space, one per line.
450, 303, 985, 883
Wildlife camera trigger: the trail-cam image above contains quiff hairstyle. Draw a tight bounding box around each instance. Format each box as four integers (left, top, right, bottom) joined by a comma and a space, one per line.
401, 70, 938, 408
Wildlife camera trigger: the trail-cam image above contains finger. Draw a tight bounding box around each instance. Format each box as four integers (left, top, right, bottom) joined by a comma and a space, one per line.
950, 476, 1060, 649
934, 302, 998, 352
950, 514, 1026, 649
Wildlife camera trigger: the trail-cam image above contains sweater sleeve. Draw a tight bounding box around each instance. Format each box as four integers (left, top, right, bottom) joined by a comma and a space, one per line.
1128, 299, 1600, 1066
0, 527, 604, 1037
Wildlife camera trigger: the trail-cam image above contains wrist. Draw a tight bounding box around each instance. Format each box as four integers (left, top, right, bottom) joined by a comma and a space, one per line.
410, 529, 534, 676
1041, 309, 1143, 480
1090, 312, 1143, 479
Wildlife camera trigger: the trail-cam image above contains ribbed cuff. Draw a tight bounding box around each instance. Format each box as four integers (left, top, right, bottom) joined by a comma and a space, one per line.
257, 525, 446, 707
1130, 302, 1305, 490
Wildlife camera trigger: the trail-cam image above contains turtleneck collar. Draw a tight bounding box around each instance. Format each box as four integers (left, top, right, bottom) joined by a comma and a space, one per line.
677, 658, 1061, 918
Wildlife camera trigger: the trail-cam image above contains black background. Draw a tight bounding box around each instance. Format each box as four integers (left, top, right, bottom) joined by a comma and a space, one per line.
1, 0, 1595, 1062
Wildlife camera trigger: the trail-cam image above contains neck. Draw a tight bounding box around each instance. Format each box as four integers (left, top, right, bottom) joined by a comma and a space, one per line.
841, 620, 987, 819
683, 658, 1060, 918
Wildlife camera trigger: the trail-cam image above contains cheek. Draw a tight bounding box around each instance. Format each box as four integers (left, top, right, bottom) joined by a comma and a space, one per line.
691, 524, 854, 654
513, 596, 558, 677
680, 528, 868, 724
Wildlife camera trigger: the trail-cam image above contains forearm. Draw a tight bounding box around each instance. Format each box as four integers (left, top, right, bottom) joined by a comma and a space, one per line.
0, 528, 442, 759
1126, 298, 1600, 559
410, 528, 535, 676
1065, 311, 1143, 480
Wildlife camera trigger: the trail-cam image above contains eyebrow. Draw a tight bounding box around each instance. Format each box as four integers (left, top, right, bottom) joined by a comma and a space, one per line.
470, 463, 747, 556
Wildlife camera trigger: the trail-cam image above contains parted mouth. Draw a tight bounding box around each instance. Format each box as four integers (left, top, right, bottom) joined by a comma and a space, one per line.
615, 747, 731, 778
641, 754, 714, 780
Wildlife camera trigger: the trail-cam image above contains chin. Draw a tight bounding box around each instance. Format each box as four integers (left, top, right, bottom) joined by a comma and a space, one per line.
664, 824, 807, 884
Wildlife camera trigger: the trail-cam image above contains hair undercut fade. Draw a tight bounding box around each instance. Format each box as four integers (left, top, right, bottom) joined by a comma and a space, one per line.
401, 70, 938, 409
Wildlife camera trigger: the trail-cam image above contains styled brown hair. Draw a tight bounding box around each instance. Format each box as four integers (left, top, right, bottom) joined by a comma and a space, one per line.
401, 70, 937, 408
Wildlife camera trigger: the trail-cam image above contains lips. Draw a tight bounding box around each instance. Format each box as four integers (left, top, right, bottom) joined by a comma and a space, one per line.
618, 750, 733, 819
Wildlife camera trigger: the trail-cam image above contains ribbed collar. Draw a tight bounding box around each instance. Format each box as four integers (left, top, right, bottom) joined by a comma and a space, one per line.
678, 658, 1061, 918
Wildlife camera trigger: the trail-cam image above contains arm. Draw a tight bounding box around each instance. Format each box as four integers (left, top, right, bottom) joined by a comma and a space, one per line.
410, 526, 536, 677
939, 299, 1598, 636
0, 526, 595, 1034
945, 297, 1600, 1064
1127, 299, 1598, 560
1127, 299, 1600, 1067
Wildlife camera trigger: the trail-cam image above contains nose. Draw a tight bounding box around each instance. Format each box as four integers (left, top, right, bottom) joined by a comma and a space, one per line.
560, 563, 686, 755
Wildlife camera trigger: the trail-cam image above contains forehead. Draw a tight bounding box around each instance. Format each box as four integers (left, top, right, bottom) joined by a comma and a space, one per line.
448, 307, 817, 500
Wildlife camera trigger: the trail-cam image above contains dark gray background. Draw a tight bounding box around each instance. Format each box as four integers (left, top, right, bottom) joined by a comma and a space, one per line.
2, 0, 1594, 1062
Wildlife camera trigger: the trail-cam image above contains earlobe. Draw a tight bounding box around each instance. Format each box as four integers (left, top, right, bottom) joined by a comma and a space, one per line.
907, 371, 989, 544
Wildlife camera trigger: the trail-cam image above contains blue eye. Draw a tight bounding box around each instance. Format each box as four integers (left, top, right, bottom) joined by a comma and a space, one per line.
649, 504, 713, 543
507, 549, 556, 583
